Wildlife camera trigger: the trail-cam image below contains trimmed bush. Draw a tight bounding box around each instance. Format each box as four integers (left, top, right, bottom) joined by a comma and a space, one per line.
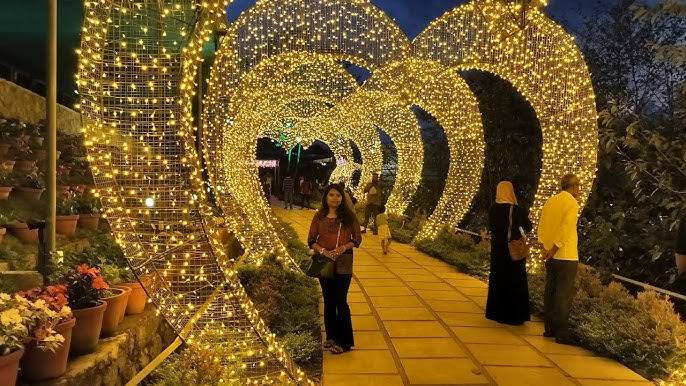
415, 228, 490, 279
149, 341, 243, 386
237, 256, 321, 370
388, 213, 424, 243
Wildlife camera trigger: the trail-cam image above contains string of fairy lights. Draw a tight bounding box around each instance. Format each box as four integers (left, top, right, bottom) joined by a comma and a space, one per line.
77, 0, 599, 384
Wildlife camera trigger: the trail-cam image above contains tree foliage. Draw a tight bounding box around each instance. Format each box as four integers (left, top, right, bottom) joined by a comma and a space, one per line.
577, 0, 686, 286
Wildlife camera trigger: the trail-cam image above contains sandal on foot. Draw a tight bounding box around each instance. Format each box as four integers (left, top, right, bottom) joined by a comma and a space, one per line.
323, 339, 334, 349
330, 344, 345, 354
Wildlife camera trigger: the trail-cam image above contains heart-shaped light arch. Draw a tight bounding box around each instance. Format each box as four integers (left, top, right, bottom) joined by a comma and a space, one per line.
77, 0, 597, 385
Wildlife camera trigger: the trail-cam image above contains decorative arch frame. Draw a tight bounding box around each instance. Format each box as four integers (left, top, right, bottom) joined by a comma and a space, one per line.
77, 1, 598, 385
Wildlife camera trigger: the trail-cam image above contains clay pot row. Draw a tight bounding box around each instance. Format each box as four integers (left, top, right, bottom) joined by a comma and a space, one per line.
2, 214, 100, 245
0, 184, 90, 202
0, 281, 149, 384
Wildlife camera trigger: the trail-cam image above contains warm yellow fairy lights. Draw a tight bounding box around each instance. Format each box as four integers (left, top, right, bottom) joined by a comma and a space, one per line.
413, 0, 598, 270
76, 0, 598, 384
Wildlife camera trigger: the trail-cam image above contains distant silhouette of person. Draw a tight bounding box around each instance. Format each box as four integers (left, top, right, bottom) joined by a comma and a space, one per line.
376, 205, 392, 255
538, 174, 581, 345
486, 181, 533, 325
362, 173, 381, 234
300, 177, 313, 209
282, 175, 295, 210
339, 181, 356, 212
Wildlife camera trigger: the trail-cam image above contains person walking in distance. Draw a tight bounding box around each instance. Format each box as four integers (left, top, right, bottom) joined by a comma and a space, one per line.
300, 177, 313, 209
362, 172, 381, 234
283, 174, 295, 210
376, 205, 392, 255
537, 174, 581, 345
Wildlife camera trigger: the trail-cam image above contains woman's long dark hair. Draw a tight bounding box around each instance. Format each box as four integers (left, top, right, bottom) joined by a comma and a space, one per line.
318, 183, 357, 227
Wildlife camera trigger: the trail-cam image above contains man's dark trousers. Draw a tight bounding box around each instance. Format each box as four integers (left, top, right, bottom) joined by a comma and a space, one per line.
544, 259, 578, 340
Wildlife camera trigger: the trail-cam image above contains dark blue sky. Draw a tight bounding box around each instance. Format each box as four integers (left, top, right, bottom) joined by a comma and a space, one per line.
228, 0, 604, 37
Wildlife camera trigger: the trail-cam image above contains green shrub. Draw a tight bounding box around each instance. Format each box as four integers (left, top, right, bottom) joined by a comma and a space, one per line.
414, 228, 490, 278
0, 234, 37, 270
237, 256, 321, 369
275, 220, 312, 265
149, 340, 243, 386
388, 213, 424, 243
280, 332, 321, 364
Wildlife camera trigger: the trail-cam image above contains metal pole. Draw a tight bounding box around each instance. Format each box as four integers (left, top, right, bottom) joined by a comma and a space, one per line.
46, 0, 57, 255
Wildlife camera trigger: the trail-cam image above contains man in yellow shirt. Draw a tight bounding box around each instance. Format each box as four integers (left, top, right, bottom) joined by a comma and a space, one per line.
537, 174, 581, 344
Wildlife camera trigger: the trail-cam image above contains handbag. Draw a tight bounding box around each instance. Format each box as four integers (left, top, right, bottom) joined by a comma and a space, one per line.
306, 222, 342, 279
507, 205, 530, 261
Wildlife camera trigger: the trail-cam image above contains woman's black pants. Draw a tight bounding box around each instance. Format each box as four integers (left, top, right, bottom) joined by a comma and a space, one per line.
319, 274, 354, 349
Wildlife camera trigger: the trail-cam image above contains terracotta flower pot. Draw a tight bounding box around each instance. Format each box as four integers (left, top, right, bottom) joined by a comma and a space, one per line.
6, 222, 38, 244
55, 214, 79, 236
1, 160, 14, 172
0, 186, 10, 200
14, 160, 36, 175
0, 227, 5, 245
70, 301, 106, 355
33, 149, 47, 161
0, 348, 23, 386
121, 281, 149, 315
30, 136, 44, 147
101, 287, 131, 336
21, 318, 75, 381
77, 213, 100, 230
12, 186, 44, 201
0, 143, 10, 157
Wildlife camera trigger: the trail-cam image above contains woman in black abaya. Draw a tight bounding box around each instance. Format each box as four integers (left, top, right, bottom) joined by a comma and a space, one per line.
485, 181, 533, 325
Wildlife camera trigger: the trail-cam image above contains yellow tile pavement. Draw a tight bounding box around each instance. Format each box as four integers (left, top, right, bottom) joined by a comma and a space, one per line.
274, 209, 650, 386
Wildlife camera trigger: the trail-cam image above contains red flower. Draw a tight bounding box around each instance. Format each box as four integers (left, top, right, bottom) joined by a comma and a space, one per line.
92, 276, 109, 290
77, 263, 99, 277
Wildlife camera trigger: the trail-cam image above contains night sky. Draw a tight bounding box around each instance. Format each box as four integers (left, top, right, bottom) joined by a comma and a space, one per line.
0, 0, 607, 98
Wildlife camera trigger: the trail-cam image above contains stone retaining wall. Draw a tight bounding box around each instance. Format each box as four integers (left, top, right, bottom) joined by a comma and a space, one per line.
22, 306, 176, 386
0, 79, 81, 135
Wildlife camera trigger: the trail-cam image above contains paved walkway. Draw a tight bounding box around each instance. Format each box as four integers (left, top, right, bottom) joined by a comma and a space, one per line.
275, 208, 651, 386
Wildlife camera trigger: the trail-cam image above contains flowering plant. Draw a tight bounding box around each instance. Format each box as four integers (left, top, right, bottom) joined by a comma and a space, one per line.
0, 291, 72, 355
64, 264, 109, 310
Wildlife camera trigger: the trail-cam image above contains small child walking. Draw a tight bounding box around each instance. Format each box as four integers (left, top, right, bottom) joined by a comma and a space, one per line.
376, 205, 392, 255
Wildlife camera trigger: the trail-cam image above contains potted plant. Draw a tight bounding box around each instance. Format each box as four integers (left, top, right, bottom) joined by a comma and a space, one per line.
74, 195, 101, 230
0, 293, 29, 386
4, 208, 38, 245
15, 286, 75, 381
12, 138, 36, 175
56, 198, 80, 236
1, 160, 15, 173
0, 142, 9, 158
0, 171, 12, 200
99, 265, 131, 336
0, 211, 8, 245
56, 165, 72, 198
120, 271, 150, 316
64, 264, 108, 354
13, 173, 45, 201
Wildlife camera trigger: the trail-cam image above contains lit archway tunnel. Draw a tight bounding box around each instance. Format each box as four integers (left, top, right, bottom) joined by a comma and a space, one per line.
77, 0, 598, 384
